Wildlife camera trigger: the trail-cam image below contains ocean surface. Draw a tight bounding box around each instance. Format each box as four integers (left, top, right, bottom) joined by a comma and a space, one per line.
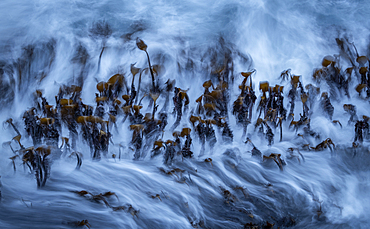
0, 0, 370, 228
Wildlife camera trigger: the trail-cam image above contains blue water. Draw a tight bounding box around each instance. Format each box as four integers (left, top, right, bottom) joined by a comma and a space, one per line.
0, 0, 369, 228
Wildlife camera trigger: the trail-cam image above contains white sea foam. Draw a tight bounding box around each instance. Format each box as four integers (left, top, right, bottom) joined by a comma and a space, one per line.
0, 0, 370, 228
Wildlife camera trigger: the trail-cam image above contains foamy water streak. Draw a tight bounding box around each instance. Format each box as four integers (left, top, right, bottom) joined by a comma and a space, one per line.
0, 0, 370, 228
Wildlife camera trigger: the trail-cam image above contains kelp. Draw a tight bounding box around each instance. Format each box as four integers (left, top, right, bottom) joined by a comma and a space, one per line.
2, 37, 370, 229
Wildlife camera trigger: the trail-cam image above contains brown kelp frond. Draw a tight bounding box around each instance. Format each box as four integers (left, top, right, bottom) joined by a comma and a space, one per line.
263, 153, 284, 171
311, 138, 335, 151
68, 219, 91, 229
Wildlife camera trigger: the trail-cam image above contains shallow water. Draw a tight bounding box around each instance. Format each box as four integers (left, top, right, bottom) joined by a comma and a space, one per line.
0, 0, 370, 228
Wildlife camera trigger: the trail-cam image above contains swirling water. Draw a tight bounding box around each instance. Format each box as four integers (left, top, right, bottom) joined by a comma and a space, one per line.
0, 0, 370, 228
